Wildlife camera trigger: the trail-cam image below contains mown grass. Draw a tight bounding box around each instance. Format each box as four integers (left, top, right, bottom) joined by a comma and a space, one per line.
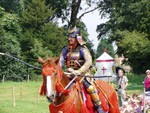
111, 73, 145, 95
0, 81, 49, 113
126, 73, 145, 95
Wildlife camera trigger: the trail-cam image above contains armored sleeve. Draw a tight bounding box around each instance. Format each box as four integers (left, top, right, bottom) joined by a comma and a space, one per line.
58, 53, 64, 68
58, 46, 67, 68
78, 47, 92, 73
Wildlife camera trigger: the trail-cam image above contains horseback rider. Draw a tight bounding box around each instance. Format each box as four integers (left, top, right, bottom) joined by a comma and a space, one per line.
58, 26, 103, 113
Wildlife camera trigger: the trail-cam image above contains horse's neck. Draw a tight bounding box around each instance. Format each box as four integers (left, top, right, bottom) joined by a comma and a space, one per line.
54, 73, 74, 105
60, 73, 70, 87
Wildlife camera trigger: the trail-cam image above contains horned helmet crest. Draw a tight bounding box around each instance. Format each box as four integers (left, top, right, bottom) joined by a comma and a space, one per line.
68, 26, 86, 45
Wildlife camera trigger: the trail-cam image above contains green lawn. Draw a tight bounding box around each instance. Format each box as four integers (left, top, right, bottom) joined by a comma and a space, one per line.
0, 81, 49, 113
126, 73, 145, 95
0, 74, 146, 113
111, 73, 145, 95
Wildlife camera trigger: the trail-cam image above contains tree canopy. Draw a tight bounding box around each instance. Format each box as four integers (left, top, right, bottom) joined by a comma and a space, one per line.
97, 0, 150, 73
0, 6, 27, 81
96, 39, 115, 58
0, 0, 97, 81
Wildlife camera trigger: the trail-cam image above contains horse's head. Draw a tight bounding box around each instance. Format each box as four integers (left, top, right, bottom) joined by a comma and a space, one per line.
38, 57, 60, 101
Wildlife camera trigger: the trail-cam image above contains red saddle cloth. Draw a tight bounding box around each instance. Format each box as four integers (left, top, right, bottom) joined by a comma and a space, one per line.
49, 88, 78, 113
81, 85, 109, 113
49, 83, 109, 113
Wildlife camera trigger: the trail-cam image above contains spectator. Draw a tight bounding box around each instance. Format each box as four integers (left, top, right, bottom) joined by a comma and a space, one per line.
144, 69, 150, 92
116, 68, 128, 107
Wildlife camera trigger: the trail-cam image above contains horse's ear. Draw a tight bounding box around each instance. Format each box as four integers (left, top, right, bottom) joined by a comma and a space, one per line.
38, 57, 45, 64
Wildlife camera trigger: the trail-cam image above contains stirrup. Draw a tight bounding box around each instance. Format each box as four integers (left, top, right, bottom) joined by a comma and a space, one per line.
96, 106, 104, 113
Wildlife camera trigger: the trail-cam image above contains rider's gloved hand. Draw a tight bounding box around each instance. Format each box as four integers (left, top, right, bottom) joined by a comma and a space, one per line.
72, 70, 81, 75
67, 68, 81, 75
67, 68, 74, 73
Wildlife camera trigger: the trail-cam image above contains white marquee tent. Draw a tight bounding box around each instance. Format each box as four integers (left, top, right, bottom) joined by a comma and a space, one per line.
94, 50, 116, 82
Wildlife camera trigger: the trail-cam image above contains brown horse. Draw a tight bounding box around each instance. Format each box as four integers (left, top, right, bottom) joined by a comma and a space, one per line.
38, 57, 120, 113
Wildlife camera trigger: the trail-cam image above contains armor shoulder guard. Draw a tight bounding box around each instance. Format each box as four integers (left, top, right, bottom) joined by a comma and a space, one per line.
62, 46, 69, 59
80, 45, 89, 50
78, 45, 86, 59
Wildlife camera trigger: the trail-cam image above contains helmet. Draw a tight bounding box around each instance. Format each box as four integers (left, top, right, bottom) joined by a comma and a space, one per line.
68, 26, 85, 45
68, 26, 80, 38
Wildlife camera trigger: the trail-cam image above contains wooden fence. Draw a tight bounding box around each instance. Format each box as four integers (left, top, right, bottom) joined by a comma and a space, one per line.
0, 83, 42, 107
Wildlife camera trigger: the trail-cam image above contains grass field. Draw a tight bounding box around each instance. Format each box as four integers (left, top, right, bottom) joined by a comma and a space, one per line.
0, 73, 146, 113
126, 73, 145, 95
0, 81, 49, 113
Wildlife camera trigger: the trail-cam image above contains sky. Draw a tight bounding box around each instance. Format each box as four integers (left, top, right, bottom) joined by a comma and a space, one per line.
81, 9, 118, 52
57, 2, 109, 50
80, 9, 108, 50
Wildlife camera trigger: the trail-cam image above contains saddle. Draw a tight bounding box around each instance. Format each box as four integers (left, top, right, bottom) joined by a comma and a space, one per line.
55, 80, 110, 112
76, 82, 110, 112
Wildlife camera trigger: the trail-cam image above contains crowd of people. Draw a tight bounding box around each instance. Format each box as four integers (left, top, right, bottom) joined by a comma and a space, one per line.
118, 69, 150, 113
119, 93, 150, 113
119, 93, 143, 113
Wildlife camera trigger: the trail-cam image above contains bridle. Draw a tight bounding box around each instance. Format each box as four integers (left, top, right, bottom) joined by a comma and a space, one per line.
42, 65, 64, 101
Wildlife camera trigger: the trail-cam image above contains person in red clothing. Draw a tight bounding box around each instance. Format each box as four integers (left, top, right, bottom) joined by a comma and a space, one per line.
144, 70, 150, 92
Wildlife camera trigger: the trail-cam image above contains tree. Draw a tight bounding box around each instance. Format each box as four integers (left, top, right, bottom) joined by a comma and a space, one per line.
45, 0, 68, 18
96, 0, 150, 73
117, 31, 150, 73
0, 0, 24, 14
7, 0, 99, 80
0, 0, 102, 81
0, 7, 27, 81
45, 0, 99, 60
96, 0, 150, 40
21, 0, 98, 57
20, 0, 67, 65
96, 38, 115, 58
67, 0, 100, 28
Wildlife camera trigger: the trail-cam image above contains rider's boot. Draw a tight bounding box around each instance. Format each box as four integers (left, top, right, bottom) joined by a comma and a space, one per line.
83, 79, 104, 113
90, 91, 104, 113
